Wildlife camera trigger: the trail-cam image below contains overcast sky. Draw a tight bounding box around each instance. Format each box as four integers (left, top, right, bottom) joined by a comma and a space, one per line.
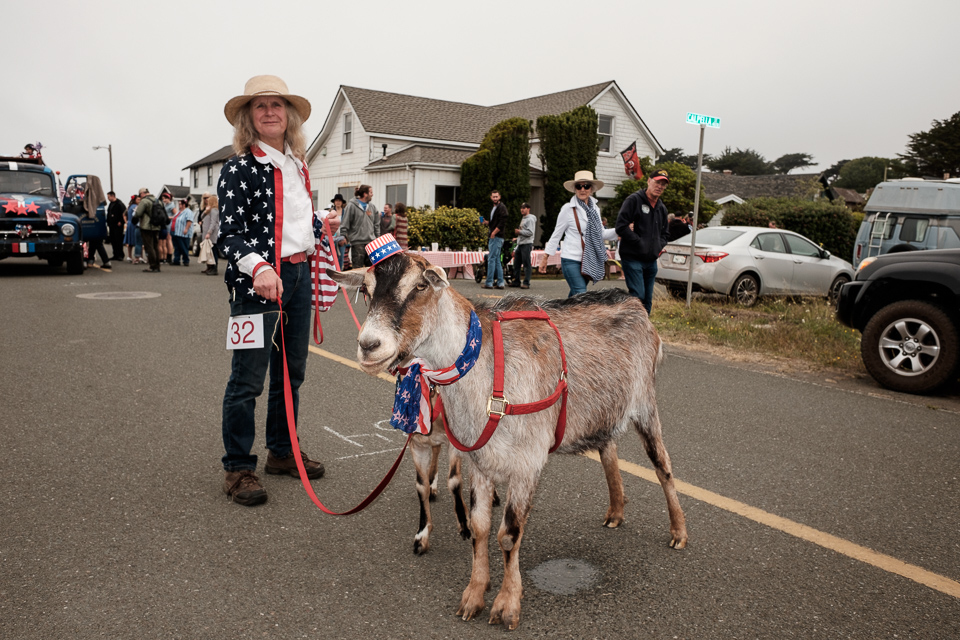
5, 0, 957, 198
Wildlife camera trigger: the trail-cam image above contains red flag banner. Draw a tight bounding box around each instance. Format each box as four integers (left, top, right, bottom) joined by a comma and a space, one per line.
620, 141, 641, 178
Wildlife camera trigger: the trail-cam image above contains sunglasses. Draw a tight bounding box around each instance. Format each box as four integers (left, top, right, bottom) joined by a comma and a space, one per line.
574, 183, 593, 190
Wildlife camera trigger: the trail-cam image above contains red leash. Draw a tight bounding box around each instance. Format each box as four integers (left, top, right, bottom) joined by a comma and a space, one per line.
439, 309, 569, 453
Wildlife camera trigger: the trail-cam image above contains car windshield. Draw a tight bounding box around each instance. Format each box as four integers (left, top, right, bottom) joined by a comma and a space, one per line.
671, 228, 744, 246
0, 171, 55, 196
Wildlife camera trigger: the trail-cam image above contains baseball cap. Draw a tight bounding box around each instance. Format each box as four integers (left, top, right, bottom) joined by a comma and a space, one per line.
650, 169, 670, 182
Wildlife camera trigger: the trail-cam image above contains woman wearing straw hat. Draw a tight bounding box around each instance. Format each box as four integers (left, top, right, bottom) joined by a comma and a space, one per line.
217, 75, 339, 506
538, 170, 619, 297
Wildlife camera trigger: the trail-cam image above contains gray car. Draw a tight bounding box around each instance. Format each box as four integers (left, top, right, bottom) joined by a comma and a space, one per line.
656, 226, 855, 306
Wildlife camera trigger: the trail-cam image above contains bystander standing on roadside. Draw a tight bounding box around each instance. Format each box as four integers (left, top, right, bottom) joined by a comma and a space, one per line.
200, 195, 220, 275
135, 188, 161, 272
158, 193, 175, 265
124, 195, 141, 263
106, 191, 126, 261
393, 202, 409, 250
380, 202, 396, 234
482, 189, 508, 289
615, 169, 670, 314
84, 175, 111, 270
170, 199, 194, 266
341, 185, 380, 268
509, 202, 535, 289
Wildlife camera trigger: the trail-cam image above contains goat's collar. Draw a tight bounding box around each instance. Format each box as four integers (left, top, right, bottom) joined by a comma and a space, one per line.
390, 311, 482, 435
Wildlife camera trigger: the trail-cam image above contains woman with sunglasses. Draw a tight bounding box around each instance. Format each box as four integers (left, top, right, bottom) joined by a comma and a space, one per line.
538, 170, 618, 297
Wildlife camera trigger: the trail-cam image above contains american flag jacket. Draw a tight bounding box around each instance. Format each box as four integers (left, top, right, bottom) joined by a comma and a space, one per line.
215, 146, 324, 304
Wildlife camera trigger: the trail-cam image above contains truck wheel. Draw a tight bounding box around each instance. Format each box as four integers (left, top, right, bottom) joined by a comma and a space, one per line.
47, 257, 64, 269
731, 274, 759, 307
861, 300, 959, 394
66, 248, 84, 275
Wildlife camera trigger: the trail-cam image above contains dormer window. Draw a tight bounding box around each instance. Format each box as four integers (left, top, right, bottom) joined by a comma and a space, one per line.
343, 113, 353, 153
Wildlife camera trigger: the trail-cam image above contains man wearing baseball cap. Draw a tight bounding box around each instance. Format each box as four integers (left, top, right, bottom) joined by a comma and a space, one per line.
615, 169, 671, 314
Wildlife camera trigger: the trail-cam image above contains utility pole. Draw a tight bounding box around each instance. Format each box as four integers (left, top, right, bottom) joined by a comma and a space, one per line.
93, 144, 113, 192
684, 113, 721, 307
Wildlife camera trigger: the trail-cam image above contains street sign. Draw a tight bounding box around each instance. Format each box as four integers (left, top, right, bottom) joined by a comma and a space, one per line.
686, 112, 721, 128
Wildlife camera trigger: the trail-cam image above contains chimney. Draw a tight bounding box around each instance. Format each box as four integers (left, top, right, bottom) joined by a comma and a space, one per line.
382, 143, 388, 158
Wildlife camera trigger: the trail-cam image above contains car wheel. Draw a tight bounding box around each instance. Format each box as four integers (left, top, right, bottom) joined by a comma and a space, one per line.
861, 300, 959, 394
731, 274, 759, 307
828, 274, 850, 301
66, 248, 84, 274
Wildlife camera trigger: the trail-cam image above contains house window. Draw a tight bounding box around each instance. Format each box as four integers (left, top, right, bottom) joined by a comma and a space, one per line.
598, 115, 614, 153
435, 186, 459, 208
338, 186, 355, 202
386, 184, 408, 206
207, 166, 213, 187
343, 113, 352, 152
193, 170, 198, 189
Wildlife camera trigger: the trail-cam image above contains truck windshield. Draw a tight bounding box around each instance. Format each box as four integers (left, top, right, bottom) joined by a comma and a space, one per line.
0, 171, 55, 196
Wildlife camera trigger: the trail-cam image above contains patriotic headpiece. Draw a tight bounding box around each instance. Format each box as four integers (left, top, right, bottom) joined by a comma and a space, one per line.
365, 233, 403, 265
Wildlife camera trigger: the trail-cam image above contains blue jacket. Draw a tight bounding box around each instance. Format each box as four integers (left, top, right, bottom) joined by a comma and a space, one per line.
216, 146, 323, 304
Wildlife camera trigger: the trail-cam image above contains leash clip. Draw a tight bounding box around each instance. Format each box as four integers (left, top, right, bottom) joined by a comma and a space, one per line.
486, 394, 509, 417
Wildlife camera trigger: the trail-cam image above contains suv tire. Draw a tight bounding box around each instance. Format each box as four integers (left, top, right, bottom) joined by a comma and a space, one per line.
861, 300, 959, 394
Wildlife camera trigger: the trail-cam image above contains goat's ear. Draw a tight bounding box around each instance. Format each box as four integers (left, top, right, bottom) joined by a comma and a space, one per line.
327, 268, 365, 290
422, 265, 449, 289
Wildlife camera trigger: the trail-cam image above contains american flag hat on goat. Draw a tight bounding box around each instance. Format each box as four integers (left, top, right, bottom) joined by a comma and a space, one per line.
365, 233, 404, 265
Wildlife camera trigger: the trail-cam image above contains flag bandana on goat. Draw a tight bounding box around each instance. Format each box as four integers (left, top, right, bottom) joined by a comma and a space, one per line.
391, 311, 482, 434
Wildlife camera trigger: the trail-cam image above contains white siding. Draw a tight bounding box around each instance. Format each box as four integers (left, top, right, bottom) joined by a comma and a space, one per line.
590, 90, 657, 199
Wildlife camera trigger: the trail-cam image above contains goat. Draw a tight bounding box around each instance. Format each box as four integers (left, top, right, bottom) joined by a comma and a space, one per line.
410, 418, 469, 555
330, 253, 687, 631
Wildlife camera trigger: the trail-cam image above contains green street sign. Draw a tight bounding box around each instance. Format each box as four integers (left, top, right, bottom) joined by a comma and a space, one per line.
686, 112, 721, 128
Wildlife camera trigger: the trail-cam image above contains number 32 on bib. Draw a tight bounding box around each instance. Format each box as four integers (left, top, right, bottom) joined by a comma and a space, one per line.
226, 314, 265, 350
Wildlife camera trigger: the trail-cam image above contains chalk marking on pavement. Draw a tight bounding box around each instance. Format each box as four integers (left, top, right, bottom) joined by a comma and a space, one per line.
309, 345, 395, 383
310, 344, 960, 599
336, 447, 404, 461
584, 450, 960, 600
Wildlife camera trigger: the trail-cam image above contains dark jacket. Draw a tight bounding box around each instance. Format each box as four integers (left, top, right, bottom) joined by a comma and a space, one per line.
615, 189, 669, 262
489, 201, 507, 237
216, 147, 324, 304
107, 199, 126, 228
667, 218, 691, 242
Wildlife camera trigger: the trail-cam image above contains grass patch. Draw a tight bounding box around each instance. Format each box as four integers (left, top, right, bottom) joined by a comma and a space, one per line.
651, 295, 864, 374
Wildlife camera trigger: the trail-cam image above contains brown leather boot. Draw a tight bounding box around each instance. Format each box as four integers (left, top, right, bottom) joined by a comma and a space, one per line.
265, 451, 325, 479
223, 470, 267, 506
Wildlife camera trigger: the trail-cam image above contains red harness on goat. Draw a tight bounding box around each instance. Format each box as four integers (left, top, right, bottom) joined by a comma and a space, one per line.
436, 308, 569, 454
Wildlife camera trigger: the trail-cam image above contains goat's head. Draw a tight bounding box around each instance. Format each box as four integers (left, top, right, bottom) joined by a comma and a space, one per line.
328, 253, 450, 374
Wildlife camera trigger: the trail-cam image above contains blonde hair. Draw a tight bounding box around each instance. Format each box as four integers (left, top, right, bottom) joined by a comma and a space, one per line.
231, 99, 306, 160
207, 194, 219, 210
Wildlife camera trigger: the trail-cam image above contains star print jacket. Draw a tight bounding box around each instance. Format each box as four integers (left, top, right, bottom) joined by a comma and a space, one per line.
215, 147, 323, 304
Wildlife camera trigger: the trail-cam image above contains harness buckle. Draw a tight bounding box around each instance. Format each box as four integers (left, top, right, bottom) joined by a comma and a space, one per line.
487, 395, 509, 417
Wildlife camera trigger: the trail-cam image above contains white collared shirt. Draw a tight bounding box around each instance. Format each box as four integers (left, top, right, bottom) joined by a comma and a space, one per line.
238, 140, 327, 278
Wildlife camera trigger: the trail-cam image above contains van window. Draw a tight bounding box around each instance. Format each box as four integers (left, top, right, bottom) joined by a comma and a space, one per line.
870, 213, 896, 240
899, 218, 929, 242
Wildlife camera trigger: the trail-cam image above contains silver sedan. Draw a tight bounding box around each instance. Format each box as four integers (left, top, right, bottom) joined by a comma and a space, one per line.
655, 226, 855, 306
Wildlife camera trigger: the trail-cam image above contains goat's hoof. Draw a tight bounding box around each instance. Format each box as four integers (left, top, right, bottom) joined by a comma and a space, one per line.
603, 515, 624, 528
458, 527, 471, 541
669, 534, 688, 550
429, 488, 438, 502
489, 595, 521, 630
457, 588, 486, 621
413, 539, 429, 555
492, 490, 501, 507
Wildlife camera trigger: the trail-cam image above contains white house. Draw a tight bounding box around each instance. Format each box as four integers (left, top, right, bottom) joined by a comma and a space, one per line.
304, 81, 664, 219
182, 145, 234, 203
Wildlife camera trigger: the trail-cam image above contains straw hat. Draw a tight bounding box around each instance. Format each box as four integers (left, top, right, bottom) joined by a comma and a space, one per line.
563, 170, 605, 193
223, 75, 311, 126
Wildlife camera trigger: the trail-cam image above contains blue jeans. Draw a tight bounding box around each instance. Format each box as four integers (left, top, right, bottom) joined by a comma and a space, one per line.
134, 227, 143, 258
172, 235, 190, 265
621, 259, 659, 315
561, 258, 588, 297
486, 236, 504, 286
221, 261, 311, 471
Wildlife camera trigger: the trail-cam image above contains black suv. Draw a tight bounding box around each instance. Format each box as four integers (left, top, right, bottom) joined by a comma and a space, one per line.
836, 248, 960, 394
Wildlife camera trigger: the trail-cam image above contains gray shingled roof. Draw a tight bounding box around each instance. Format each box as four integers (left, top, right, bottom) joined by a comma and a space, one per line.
366, 146, 475, 169
343, 82, 611, 144
700, 172, 821, 201
182, 144, 234, 170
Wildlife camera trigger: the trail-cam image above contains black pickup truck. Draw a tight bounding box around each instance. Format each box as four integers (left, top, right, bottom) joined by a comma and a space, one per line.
836, 248, 960, 394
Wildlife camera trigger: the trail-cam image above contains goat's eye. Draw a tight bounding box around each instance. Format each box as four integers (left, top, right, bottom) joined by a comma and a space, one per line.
416, 282, 428, 291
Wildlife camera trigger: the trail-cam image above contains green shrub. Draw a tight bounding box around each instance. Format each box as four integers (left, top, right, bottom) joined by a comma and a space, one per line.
720, 197, 858, 260
460, 117, 532, 234
406, 206, 487, 251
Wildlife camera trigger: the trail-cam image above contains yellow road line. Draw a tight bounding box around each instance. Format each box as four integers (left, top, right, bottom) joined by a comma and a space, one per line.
584, 450, 960, 599
310, 346, 960, 600
308, 345, 395, 383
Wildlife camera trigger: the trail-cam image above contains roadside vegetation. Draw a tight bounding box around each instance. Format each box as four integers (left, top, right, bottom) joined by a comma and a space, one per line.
649, 294, 864, 375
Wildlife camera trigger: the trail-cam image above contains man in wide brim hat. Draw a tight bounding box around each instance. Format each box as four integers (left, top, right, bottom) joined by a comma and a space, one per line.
223, 75, 312, 126
563, 170, 604, 193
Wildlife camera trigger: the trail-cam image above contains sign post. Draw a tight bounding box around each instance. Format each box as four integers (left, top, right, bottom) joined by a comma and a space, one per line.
684, 112, 720, 307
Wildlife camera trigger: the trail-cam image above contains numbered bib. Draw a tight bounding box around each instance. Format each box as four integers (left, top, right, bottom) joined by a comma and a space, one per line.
226, 314, 265, 350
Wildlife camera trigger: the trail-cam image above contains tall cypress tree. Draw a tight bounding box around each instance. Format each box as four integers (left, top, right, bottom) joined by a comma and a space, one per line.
536, 106, 600, 242
460, 117, 532, 234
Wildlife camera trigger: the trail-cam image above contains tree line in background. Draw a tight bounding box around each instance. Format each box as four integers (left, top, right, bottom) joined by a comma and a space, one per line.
664, 109, 960, 192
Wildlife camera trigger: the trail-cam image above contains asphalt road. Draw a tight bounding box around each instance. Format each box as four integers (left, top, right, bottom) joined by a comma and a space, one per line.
1, 257, 958, 639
